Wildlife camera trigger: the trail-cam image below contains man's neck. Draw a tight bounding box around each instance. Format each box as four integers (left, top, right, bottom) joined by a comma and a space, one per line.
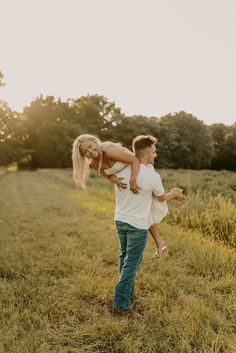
138, 157, 148, 166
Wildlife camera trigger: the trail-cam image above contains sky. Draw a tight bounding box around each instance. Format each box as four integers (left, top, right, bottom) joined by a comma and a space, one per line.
0, 0, 236, 125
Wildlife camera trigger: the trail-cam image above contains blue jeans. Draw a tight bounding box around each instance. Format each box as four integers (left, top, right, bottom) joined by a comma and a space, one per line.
113, 221, 148, 309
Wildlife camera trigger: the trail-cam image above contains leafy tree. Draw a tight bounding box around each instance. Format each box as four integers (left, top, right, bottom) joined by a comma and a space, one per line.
158, 112, 214, 169
23, 95, 79, 168
0, 71, 25, 165
0, 71, 5, 88
111, 115, 154, 149
19, 94, 125, 168
209, 123, 230, 170
223, 125, 236, 170
1, 79, 234, 172
210, 123, 236, 170
0, 100, 25, 165
153, 117, 179, 168
72, 94, 124, 140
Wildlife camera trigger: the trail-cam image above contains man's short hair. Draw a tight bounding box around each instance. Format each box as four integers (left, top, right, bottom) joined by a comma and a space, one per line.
132, 135, 158, 156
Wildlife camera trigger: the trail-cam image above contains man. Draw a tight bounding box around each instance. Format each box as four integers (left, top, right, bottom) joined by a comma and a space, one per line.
112, 135, 182, 318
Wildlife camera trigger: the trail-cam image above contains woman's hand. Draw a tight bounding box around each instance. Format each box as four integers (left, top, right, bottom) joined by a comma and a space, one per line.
129, 180, 142, 194
108, 174, 127, 190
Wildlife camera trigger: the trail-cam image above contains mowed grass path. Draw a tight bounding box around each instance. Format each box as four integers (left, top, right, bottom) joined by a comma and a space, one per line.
0, 169, 236, 353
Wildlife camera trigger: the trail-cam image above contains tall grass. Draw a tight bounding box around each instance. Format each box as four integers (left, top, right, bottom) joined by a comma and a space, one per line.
168, 192, 236, 247
0, 169, 236, 353
158, 169, 236, 248
160, 169, 236, 201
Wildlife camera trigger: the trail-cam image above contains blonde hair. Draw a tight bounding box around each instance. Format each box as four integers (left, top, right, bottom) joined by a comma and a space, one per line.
72, 134, 122, 189
72, 134, 102, 189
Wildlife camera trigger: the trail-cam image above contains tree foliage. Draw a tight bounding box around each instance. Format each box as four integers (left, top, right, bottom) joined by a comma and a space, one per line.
0, 90, 235, 170
72, 94, 124, 140
0, 71, 5, 88
22, 95, 79, 168
209, 123, 236, 170
157, 112, 214, 169
0, 100, 26, 164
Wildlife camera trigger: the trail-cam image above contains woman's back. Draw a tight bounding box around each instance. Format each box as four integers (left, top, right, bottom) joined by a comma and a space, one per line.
101, 143, 134, 175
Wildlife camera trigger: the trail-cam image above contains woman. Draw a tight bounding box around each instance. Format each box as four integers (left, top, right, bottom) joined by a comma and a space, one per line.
72, 134, 140, 193
72, 134, 185, 257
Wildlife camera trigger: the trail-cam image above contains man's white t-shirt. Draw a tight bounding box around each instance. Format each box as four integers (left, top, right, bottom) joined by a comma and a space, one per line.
114, 164, 165, 229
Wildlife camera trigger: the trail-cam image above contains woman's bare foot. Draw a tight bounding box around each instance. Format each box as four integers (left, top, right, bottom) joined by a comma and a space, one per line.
179, 195, 187, 207
152, 240, 168, 258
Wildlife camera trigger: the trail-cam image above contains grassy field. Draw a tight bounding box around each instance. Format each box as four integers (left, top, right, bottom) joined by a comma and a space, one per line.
0, 168, 236, 353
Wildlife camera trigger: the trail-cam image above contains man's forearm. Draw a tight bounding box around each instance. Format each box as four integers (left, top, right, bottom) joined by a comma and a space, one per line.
163, 191, 177, 203
156, 193, 172, 203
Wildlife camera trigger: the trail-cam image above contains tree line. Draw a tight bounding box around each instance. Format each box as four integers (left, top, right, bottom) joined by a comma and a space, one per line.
0, 72, 235, 170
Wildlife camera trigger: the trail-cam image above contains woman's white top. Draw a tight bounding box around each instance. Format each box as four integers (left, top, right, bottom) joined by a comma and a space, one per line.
103, 161, 128, 176
101, 143, 134, 176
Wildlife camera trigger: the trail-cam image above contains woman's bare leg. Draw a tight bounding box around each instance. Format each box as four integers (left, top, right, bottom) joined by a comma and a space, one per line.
149, 223, 167, 258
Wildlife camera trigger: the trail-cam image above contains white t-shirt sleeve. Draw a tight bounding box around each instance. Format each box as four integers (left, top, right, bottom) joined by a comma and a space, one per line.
150, 170, 165, 196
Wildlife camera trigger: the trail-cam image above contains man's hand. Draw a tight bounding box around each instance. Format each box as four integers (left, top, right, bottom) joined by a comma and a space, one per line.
129, 180, 142, 194
108, 175, 127, 190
